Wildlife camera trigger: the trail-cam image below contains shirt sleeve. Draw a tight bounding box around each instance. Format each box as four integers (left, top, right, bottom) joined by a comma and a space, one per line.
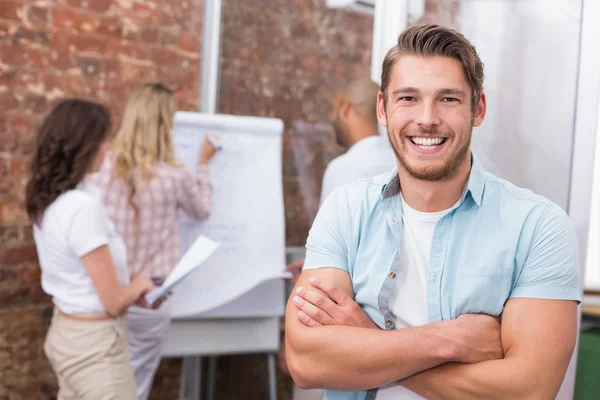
304, 187, 349, 273
176, 164, 213, 220
510, 203, 581, 303
67, 202, 110, 258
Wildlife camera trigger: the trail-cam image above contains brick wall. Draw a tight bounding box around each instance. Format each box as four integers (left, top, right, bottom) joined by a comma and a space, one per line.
0, 0, 204, 398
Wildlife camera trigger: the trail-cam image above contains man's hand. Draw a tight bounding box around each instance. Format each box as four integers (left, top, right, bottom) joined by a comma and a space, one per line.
443, 314, 504, 364
285, 258, 305, 285
290, 276, 378, 329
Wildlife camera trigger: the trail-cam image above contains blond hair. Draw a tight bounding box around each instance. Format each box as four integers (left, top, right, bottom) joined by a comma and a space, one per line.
112, 82, 179, 220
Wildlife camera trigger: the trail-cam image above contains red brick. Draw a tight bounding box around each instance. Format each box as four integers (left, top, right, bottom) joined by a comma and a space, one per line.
10, 156, 27, 176
11, 26, 51, 46
76, 55, 103, 76
159, 29, 178, 46
0, 20, 15, 40
155, 10, 177, 26
150, 47, 189, 67
0, 42, 26, 65
95, 16, 123, 38
29, 284, 48, 303
22, 94, 48, 114
117, 2, 155, 24
0, 158, 8, 177
0, 130, 19, 152
0, 202, 29, 225
106, 40, 150, 60
0, 1, 22, 22
24, 5, 49, 26
1, 69, 38, 91
18, 263, 40, 284
22, 46, 53, 69
50, 47, 72, 69
2, 243, 37, 264
0, 225, 20, 242
66, 0, 112, 13
0, 93, 19, 112
179, 31, 200, 52
17, 131, 37, 155
6, 115, 35, 137
21, 224, 33, 241
0, 264, 17, 283
140, 27, 159, 43
51, 6, 98, 33
57, 32, 108, 54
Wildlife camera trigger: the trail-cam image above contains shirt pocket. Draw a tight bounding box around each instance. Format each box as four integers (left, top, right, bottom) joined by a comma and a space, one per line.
457, 266, 513, 317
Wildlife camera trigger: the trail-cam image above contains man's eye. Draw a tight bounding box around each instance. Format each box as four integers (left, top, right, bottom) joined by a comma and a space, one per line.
442, 97, 459, 102
398, 96, 415, 102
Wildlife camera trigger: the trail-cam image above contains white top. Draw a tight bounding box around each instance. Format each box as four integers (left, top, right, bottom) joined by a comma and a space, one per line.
377, 197, 451, 399
33, 182, 130, 314
319, 135, 396, 206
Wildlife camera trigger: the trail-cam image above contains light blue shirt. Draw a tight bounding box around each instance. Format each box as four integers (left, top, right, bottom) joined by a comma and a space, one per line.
303, 155, 581, 400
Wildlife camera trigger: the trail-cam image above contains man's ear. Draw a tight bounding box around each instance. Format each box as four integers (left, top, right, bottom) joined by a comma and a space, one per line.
473, 92, 486, 127
340, 101, 352, 119
377, 91, 387, 127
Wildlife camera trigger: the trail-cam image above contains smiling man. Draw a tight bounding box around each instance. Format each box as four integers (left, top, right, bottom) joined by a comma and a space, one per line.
284, 24, 581, 400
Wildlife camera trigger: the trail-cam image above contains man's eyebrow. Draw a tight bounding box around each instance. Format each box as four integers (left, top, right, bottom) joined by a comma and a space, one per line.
391, 87, 421, 96
436, 88, 467, 97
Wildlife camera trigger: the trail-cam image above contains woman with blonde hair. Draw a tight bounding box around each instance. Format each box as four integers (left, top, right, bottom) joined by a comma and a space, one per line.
26, 99, 157, 399
89, 83, 218, 399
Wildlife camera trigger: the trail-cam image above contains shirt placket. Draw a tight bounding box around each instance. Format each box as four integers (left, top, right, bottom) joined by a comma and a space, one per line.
377, 194, 404, 331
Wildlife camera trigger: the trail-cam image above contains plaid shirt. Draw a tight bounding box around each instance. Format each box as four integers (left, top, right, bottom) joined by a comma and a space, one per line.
88, 156, 212, 279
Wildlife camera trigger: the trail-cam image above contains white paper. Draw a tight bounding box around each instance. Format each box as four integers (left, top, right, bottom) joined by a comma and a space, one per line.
145, 235, 220, 305
168, 112, 287, 318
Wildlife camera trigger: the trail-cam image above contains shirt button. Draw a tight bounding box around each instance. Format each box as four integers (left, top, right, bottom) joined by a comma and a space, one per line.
389, 272, 396, 279
392, 219, 396, 223
385, 319, 392, 326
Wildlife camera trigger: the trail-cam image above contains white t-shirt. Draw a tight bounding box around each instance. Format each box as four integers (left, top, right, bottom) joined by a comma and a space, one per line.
376, 197, 451, 399
320, 135, 396, 206
33, 182, 130, 314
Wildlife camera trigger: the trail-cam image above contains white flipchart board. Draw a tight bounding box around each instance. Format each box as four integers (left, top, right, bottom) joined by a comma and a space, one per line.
168, 111, 286, 319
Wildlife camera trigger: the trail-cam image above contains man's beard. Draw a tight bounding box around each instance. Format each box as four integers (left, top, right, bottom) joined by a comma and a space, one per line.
388, 125, 472, 182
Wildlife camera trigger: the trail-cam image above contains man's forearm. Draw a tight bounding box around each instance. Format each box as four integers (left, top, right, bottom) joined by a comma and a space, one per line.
399, 356, 561, 400
286, 322, 456, 391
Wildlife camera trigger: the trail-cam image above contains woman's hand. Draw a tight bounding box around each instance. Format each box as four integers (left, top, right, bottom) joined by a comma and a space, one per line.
131, 275, 157, 308
199, 135, 219, 165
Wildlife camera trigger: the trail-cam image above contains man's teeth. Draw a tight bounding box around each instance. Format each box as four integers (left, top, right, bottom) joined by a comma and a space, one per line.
411, 137, 444, 146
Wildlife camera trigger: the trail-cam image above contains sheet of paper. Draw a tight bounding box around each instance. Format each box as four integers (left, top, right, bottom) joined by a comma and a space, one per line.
167, 112, 287, 318
145, 235, 220, 305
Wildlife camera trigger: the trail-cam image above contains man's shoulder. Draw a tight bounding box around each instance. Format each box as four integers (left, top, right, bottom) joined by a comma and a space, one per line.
483, 171, 554, 209
481, 171, 573, 232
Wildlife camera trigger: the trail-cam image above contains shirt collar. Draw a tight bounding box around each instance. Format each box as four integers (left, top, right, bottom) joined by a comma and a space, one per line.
381, 152, 486, 207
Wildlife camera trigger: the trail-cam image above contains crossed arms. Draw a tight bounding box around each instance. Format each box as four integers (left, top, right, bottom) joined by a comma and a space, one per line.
285, 267, 578, 399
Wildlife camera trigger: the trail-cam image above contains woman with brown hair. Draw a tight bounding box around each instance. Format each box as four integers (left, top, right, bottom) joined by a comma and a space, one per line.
25, 99, 156, 399
89, 83, 218, 399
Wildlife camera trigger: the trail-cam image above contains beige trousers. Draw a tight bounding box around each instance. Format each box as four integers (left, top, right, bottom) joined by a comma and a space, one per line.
44, 309, 137, 400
